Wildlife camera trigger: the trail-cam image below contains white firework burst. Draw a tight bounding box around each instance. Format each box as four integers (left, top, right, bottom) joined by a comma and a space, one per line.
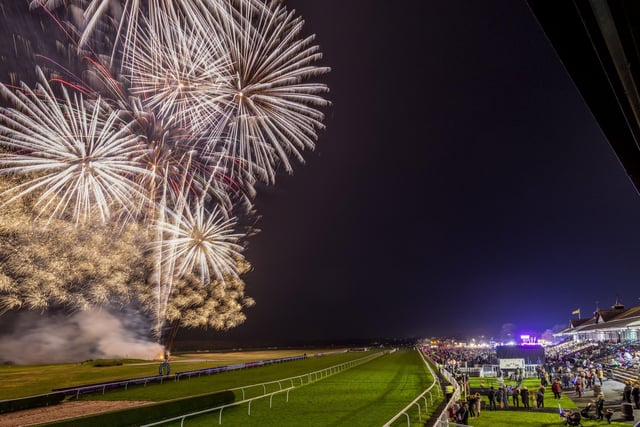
117, 0, 331, 183
123, 6, 232, 136
0, 68, 149, 224
156, 200, 245, 287
209, 0, 331, 183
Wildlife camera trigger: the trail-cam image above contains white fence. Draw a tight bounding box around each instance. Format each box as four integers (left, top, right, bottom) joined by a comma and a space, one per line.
433, 363, 466, 427
382, 348, 442, 427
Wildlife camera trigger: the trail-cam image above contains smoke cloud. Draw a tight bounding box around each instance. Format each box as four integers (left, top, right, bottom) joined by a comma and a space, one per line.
0, 309, 163, 365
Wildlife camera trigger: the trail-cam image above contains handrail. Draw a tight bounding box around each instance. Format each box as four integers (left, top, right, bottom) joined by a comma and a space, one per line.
229, 351, 384, 400
53, 353, 341, 400
382, 348, 441, 427
433, 364, 468, 427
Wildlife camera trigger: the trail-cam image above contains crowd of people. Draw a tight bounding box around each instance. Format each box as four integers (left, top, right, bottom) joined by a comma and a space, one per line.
429, 339, 640, 425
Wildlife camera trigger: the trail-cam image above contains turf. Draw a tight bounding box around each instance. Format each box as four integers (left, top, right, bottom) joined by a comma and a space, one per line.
153, 348, 440, 426
0, 349, 347, 400
77, 351, 379, 402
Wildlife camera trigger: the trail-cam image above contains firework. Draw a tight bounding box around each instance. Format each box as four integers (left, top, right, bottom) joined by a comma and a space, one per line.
156, 201, 245, 287
207, 0, 331, 183
123, 7, 232, 136
0, 0, 329, 343
0, 68, 148, 224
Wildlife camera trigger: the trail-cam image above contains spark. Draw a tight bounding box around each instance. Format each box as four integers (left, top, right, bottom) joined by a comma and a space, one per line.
0, 68, 148, 224
0, 0, 329, 342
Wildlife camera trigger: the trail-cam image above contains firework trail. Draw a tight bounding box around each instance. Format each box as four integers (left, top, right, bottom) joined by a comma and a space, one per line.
0, 0, 329, 345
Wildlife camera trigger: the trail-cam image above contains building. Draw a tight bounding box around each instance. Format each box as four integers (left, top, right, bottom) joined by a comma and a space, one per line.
556, 298, 640, 342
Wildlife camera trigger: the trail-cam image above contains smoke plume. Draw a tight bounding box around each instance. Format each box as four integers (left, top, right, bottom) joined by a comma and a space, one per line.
0, 309, 163, 365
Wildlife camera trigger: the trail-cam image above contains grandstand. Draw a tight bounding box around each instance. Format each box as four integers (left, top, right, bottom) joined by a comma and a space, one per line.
555, 297, 640, 343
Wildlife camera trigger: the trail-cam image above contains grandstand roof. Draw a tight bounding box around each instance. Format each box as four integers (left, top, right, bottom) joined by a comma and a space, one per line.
528, 0, 640, 193
556, 300, 640, 336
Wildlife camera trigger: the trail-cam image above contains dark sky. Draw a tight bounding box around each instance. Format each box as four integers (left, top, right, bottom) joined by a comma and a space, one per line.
1, 0, 639, 351
191, 0, 640, 347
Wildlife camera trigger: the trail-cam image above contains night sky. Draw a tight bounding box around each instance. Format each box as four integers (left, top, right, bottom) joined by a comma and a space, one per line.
188, 0, 640, 347
0, 0, 639, 353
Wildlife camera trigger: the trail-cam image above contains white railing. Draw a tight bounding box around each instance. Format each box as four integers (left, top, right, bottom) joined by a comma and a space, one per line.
141, 387, 295, 427
382, 348, 441, 427
140, 351, 386, 426
229, 351, 384, 400
433, 367, 475, 427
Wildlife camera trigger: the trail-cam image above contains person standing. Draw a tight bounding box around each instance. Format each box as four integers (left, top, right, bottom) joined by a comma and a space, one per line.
552, 378, 562, 399
541, 370, 549, 387
512, 386, 520, 407
623, 380, 632, 403
467, 395, 475, 418
631, 381, 640, 409
597, 367, 604, 386
473, 392, 482, 417
487, 386, 496, 410
502, 386, 510, 409
445, 383, 454, 401
596, 393, 605, 420
575, 375, 583, 398
496, 386, 504, 409
536, 385, 545, 408
521, 386, 530, 409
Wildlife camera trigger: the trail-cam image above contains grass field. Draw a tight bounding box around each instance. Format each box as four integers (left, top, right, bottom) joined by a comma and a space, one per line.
1, 348, 440, 426
151, 349, 439, 426
78, 350, 385, 402
7, 349, 631, 427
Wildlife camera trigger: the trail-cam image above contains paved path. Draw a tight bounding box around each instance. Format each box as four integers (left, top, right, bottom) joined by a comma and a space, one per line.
566, 379, 640, 424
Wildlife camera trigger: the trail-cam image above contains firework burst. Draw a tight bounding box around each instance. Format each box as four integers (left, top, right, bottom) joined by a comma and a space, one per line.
0, 68, 148, 224
208, 0, 331, 182
157, 201, 245, 287
0, 0, 329, 343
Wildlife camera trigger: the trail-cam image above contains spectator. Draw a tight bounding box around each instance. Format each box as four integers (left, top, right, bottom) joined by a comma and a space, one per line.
472, 392, 482, 417
595, 393, 605, 420
521, 386, 530, 409
456, 401, 469, 425
536, 386, 545, 408
487, 386, 496, 410
512, 386, 520, 407
632, 381, 640, 409
552, 378, 562, 399
496, 386, 504, 409
623, 380, 632, 403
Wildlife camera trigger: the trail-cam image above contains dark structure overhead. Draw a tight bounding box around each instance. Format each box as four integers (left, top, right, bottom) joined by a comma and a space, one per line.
528, 0, 640, 193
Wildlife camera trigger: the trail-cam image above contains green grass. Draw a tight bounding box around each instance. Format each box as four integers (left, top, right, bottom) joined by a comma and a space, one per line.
468, 377, 577, 410
0, 349, 347, 400
154, 349, 440, 427
460, 377, 630, 426
13, 350, 633, 427
77, 351, 380, 402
